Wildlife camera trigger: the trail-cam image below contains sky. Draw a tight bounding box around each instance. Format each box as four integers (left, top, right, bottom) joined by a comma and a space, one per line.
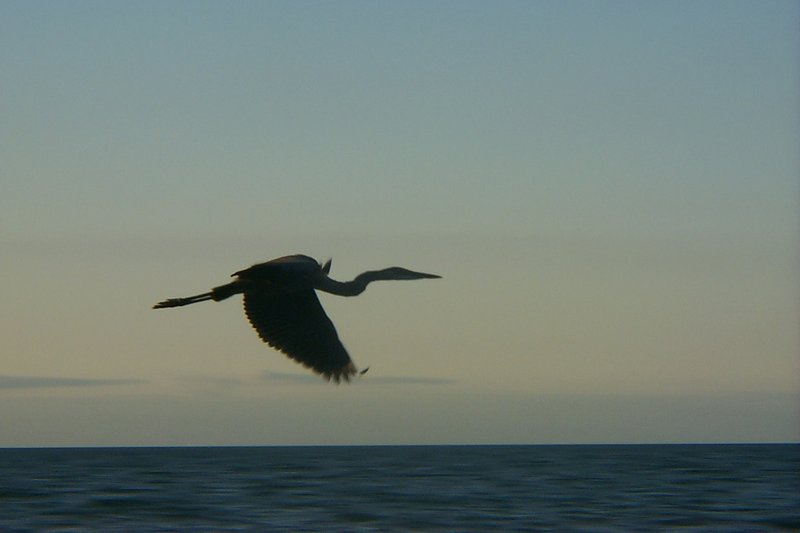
2, 1, 798, 446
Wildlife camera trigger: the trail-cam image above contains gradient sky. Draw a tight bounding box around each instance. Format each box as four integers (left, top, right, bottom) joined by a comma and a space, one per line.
2, 1, 798, 446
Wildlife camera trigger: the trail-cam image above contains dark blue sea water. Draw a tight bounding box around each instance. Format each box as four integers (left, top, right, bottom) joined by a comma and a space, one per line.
1, 444, 797, 531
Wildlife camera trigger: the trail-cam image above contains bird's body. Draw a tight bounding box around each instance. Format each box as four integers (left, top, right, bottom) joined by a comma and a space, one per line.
154, 255, 440, 382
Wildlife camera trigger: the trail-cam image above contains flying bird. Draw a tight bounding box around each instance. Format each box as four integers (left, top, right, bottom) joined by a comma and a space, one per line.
153, 254, 440, 383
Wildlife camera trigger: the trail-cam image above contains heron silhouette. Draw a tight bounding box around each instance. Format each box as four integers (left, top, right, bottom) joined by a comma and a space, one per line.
153, 254, 440, 382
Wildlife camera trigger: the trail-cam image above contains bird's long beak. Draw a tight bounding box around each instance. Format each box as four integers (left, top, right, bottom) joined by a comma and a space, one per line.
403, 269, 441, 280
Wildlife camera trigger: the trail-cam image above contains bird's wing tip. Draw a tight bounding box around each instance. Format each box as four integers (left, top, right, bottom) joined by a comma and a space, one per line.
324, 362, 360, 384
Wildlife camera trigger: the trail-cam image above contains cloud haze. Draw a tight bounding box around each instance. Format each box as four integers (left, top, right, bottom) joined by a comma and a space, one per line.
0, 375, 143, 390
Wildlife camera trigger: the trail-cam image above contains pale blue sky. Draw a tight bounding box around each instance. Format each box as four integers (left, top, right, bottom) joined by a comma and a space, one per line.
2, 1, 798, 446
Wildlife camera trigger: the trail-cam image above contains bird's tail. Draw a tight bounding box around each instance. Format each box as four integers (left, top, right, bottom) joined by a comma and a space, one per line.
153, 281, 242, 309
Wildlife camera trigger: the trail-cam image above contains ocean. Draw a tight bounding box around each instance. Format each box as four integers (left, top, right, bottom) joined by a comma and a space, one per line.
0, 444, 797, 531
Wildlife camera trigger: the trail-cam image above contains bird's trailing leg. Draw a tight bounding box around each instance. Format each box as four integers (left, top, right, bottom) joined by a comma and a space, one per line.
153, 292, 214, 309
154, 281, 242, 309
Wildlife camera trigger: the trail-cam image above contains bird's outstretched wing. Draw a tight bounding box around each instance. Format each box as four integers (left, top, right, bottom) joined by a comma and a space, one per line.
242, 289, 357, 383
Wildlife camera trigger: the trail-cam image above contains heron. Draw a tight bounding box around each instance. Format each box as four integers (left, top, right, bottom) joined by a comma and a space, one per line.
153, 254, 440, 383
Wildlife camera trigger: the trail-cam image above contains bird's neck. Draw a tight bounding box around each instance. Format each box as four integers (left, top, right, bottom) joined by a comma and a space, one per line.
315, 272, 379, 297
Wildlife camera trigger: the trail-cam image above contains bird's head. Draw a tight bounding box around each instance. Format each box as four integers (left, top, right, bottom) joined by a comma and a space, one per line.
376, 267, 441, 281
